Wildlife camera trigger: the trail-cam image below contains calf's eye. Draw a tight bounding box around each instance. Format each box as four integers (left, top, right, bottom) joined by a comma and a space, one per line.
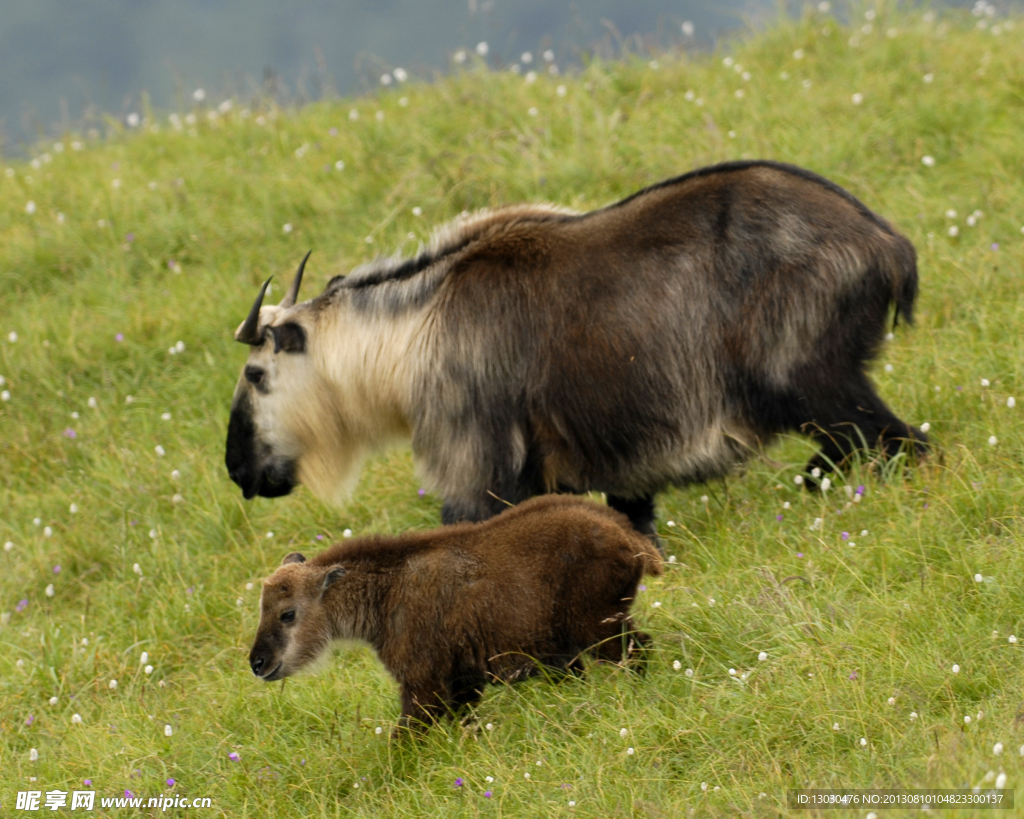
280, 610, 296, 623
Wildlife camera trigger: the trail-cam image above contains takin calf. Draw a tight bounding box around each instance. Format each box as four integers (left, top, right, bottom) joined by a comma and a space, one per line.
248, 495, 662, 729
226, 160, 928, 538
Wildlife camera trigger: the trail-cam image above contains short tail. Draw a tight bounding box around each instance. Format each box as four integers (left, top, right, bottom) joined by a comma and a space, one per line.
631, 535, 664, 577
890, 233, 918, 328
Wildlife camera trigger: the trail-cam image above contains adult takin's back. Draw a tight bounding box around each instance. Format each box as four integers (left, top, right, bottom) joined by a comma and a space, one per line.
226, 160, 927, 536
248, 495, 662, 729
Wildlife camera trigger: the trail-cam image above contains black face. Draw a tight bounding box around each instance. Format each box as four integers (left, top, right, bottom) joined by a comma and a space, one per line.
225, 392, 297, 499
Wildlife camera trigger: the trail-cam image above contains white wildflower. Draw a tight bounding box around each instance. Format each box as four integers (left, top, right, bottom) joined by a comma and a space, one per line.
109, 679, 118, 689
922, 155, 936, 167
165, 724, 173, 737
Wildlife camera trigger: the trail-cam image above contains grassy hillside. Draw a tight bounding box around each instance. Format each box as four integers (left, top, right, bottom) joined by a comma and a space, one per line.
2, 6, 1024, 816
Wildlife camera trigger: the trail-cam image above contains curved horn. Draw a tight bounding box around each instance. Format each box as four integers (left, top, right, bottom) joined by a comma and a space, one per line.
279, 250, 311, 309
235, 277, 273, 345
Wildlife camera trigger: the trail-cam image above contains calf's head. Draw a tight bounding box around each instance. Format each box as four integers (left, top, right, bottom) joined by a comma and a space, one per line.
249, 552, 347, 681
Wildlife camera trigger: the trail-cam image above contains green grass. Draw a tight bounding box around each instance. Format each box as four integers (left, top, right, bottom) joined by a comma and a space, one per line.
3, 6, 1024, 816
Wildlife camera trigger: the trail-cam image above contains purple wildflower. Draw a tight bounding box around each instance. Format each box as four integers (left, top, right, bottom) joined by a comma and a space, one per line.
418, 488, 426, 497
186, 586, 194, 595
124, 790, 133, 799
316, 534, 324, 540
300, 759, 306, 766
849, 671, 858, 680
63, 428, 77, 439
796, 552, 804, 559
115, 333, 124, 342
229, 752, 240, 762
16, 599, 28, 612
53, 565, 61, 574
638, 584, 646, 592
455, 778, 464, 788
26, 714, 35, 726
484, 791, 493, 798
856, 485, 865, 496
166, 778, 176, 787
991, 243, 999, 251
83, 780, 92, 787
126, 233, 135, 243
841, 532, 849, 540
776, 514, 783, 521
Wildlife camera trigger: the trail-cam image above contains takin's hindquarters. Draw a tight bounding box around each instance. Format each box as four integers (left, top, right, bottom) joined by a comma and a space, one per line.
248, 495, 663, 730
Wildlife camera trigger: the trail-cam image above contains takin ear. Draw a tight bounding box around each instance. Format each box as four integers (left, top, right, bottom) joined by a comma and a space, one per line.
281, 552, 307, 565
321, 566, 346, 593
269, 322, 307, 354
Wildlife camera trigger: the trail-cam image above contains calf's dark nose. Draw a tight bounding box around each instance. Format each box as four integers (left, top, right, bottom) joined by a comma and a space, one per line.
250, 655, 266, 676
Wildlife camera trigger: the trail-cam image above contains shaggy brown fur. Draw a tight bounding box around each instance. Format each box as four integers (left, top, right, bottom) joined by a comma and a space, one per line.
248, 495, 662, 730
226, 160, 927, 538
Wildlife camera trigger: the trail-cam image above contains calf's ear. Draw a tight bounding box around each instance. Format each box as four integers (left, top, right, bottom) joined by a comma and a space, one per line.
321, 566, 346, 593
282, 552, 307, 565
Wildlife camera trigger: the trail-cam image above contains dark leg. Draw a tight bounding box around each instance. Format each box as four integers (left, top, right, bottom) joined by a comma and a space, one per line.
607, 493, 664, 554
395, 684, 447, 735
449, 673, 486, 713
622, 623, 654, 675
590, 617, 651, 673
795, 374, 928, 483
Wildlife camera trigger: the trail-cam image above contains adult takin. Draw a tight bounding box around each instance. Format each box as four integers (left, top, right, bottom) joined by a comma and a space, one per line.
225, 160, 927, 537
247, 495, 662, 729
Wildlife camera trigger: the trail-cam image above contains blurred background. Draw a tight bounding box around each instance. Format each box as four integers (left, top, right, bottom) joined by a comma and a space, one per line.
0, 0, 1001, 153
0, 0, 776, 153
